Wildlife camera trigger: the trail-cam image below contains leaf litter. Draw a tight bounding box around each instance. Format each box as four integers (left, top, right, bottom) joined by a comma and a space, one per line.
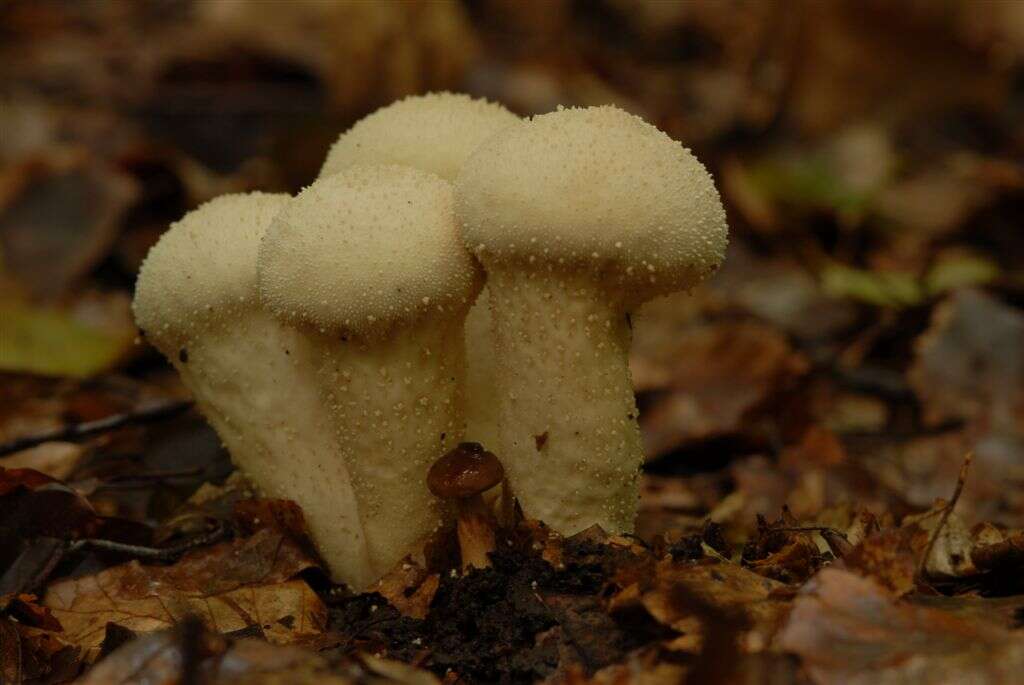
3, 0, 1024, 683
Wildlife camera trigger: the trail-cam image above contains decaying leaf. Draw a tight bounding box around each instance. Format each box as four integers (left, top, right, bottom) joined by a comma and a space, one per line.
43, 528, 325, 658
636, 322, 809, 458
0, 297, 137, 378
0, 617, 81, 684
779, 568, 1024, 685
910, 289, 1024, 429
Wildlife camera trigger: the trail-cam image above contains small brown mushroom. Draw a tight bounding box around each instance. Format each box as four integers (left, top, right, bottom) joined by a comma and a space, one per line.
428, 442, 504, 570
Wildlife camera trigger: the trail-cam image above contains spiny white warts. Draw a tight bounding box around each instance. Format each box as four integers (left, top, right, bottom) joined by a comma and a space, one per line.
317, 92, 519, 452
258, 165, 482, 585
454, 105, 728, 536
132, 193, 374, 589
319, 92, 519, 182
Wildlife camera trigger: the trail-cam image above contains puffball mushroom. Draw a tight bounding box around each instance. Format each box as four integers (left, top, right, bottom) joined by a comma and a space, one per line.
455, 105, 728, 535
132, 193, 374, 589
319, 92, 520, 450
258, 165, 482, 585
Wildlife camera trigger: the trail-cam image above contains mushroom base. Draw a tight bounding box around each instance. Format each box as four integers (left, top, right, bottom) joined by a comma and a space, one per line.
315, 318, 468, 585
485, 267, 643, 535
168, 310, 374, 589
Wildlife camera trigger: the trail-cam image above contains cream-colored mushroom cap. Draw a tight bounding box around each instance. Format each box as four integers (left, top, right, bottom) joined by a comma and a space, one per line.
259, 165, 481, 339
319, 92, 519, 181
133, 192, 289, 348
456, 105, 728, 301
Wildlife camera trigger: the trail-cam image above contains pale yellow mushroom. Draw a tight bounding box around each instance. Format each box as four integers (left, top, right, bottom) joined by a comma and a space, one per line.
319, 93, 520, 450
258, 165, 482, 585
319, 92, 519, 451
132, 193, 373, 588
455, 106, 728, 535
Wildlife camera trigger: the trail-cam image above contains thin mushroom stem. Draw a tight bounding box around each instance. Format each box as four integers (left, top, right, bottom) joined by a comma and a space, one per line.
457, 495, 497, 570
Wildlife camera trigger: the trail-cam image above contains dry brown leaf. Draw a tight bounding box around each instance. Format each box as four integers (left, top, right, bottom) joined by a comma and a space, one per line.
43, 528, 324, 658
910, 289, 1024, 429
903, 505, 978, 578
0, 617, 80, 684
838, 528, 917, 597
637, 322, 809, 458
0, 150, 137, 300
643, 559, 788, 651
373, 561, 439, 620
779, 568, 1024, 685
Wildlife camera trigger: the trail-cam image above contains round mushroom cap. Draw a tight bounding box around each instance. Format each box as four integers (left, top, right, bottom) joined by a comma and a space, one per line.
258, 165, 482, 339
320, 92, 519, 181
133, 192, 290, 349
427, 442, 504, 499
456, 105, 728, 301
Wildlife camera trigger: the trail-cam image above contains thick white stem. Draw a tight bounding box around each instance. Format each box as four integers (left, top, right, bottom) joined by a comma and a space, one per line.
171, 310, 374, 589
486, 268, 643, 535
316, 319, 466, 583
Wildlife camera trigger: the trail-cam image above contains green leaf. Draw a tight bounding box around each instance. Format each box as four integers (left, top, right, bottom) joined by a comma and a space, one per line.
0, 302, 132, 377
924, 254, 1000, 296
821, 264, 923, 308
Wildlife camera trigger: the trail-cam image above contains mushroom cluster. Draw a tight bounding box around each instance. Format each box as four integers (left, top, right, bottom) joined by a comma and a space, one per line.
133, 93, 727, 590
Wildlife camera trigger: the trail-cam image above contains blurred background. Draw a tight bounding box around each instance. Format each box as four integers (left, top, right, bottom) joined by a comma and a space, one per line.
2, 0, 1024, 537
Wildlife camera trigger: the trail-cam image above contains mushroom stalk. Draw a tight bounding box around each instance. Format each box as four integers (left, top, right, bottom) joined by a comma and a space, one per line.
455, 105, 727, 537
487, 268, 642, 534
456, 496, 497, 570
313, 319, 467, 579
132, 194, 374, 590
258, 165, 482, 589
176, 311, 375, 588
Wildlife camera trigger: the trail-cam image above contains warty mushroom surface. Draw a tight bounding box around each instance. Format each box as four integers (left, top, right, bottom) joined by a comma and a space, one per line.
454, 105, 728, 535
132, 192, 373, 588
258, 164, 482, 586
319, 92, 520, 452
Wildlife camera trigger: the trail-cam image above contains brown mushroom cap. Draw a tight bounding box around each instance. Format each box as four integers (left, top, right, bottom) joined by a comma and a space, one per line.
428, 442, 504, 499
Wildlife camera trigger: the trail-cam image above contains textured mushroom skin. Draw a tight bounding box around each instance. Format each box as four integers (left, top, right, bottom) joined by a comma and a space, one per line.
317, 93, 518, 452
258, 166, 481, 587
169, 313, 375, 589
462, 288, 501, 449
487, 268, 641, 534
132, 194, 373, 589
314, 318, 466, 578
456, 106, 728, 535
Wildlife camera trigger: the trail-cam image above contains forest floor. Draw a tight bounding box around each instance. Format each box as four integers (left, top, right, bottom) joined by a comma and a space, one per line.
2, 2, 1024, 683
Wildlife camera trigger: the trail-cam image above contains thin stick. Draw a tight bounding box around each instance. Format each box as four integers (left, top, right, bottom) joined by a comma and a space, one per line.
0, 400, 193, 457
917, 451, 974, 579
774, 525, 847, 537
67, 521, 228, 562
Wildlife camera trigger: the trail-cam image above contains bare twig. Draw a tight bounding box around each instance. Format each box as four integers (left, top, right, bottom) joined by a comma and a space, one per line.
0, 400, 193, 457
917, 451, 974, 579
66, 521, 228, 562
773, 525, 847, 537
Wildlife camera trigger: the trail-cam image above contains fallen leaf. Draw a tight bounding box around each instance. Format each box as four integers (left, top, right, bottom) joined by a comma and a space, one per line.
43, 528, 324, 658
903, 505, 978, 578
909, 289, 1024, 429
779, 568, 1024, 684
838, 528, 917, 597
636, 322, 809, 458
0, 150, 136, 299
644, 558, 788, 650
0, 298, 136, 378
0, 442, 83, 481
0, 617, 80, 684
821, 263, 923, 308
